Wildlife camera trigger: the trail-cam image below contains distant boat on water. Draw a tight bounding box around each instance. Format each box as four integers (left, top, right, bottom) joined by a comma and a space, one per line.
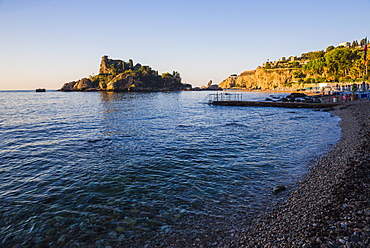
35, 88, 46, 92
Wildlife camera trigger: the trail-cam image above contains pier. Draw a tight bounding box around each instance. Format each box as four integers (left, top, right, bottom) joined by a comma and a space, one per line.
205, 92, 341, 108
210, 100, 341, 108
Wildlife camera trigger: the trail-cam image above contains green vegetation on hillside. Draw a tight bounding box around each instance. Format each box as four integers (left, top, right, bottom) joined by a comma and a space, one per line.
264, 38, 368, 83
219, 38, 368, 90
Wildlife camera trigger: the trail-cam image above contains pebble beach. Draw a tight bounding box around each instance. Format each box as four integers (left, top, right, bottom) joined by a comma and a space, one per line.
1, 93, 368, 248
229, 99, 370, 247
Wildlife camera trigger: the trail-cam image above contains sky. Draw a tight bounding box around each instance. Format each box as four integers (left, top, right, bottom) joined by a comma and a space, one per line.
0, 0, 369, 90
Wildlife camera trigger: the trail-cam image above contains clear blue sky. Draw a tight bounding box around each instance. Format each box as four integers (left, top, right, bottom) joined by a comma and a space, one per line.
0, 0, 369, 90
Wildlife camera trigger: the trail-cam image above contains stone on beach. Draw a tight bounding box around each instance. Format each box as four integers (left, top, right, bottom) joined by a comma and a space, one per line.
229, 100, 370, 247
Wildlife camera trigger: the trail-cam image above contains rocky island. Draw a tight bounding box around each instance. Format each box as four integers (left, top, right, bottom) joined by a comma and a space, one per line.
59, 56, 192, 92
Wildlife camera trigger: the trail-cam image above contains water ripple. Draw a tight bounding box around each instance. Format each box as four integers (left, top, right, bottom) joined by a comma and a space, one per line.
0, 91, 341, 246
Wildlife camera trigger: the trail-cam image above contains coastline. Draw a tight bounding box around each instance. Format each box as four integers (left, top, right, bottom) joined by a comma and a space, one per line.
229, 100, 370, 247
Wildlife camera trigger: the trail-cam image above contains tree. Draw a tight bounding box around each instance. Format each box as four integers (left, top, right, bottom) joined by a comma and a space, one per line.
161, 72, 172, 78
324, 47, 358, 80
326, 45, 335, 53
264, 63, 272, 69
303, 57, 326, 75
291, 61, 300, 67
352, 83, 358, 96
293, 70, 306, 78
305, 78, 316, 84
360, 38, 367, 46
301, 51, 325, 60
129, 59, 134, 69
352, 40, 359, 48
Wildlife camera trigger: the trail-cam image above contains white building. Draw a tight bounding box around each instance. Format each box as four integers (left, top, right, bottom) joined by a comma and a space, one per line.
338, 42, 350, 47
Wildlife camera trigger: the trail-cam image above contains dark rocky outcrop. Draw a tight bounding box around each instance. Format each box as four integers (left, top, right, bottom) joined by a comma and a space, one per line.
59, 56, 191, 92
199, 80, 223, 91
106, 74, 133, 91
59, 78, 98, 91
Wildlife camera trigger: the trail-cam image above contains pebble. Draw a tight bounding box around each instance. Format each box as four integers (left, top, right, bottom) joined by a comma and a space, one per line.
57, 234, 67, 243
115, 226, 125, 233
227, 101, 370, 247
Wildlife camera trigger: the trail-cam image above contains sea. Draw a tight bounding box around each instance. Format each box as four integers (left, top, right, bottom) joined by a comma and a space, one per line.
0, 90, 341, 247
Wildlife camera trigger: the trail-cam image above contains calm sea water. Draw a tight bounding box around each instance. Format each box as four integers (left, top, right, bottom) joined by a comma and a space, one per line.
0, 90, 340, 247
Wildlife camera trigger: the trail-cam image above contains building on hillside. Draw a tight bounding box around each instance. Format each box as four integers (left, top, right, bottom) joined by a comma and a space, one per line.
339, 42, 350, 47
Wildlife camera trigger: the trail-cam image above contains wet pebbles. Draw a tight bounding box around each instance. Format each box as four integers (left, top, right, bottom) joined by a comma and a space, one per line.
230, 100, 370, 247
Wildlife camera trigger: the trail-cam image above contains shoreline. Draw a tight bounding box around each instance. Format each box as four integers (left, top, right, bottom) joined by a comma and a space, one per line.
229, 100, 370, 247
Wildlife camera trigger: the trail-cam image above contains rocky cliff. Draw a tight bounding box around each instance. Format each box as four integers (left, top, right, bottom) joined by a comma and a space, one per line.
219, 67, 301, 90
219, 41, 370, 90
59, 56, 191, 92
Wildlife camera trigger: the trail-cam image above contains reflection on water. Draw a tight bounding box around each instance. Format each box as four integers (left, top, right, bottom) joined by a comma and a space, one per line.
0, 90, 340, 247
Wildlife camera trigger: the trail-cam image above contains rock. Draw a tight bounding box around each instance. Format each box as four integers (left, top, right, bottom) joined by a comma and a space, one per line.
73, 78, 97, 91
321, 107, 335, 112
106, 75, 133, 91
46, 228, 56, 236
115, 226, 126, 233
133, 63, 142, 70
59, 81, 77, 91
121, 217, 136, 227
219, 67, 295, 90
59, 78, 97, 91
201, 84, 223, 90
208, 85, 223, 90
99, 55, 126, 74
273, 185, 287, 193
57, 234, 68, 243
160, 225, 170, 233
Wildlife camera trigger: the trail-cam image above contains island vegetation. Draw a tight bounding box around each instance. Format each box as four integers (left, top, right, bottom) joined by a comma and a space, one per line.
59, 56, 192, 92
219, 38, 369, 90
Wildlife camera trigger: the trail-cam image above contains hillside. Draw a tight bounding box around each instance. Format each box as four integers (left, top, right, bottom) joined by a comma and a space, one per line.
59, 56, 191, 92
219, 39, 369, 90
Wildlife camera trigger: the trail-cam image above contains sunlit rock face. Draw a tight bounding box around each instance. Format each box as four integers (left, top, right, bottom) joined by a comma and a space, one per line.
219, 67, 297, 90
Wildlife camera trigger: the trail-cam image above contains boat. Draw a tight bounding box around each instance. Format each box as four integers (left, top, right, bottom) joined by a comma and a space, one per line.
35, 88, 46, 92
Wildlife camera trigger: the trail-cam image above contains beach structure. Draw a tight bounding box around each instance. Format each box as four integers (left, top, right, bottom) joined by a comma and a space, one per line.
205, 92, 341, 108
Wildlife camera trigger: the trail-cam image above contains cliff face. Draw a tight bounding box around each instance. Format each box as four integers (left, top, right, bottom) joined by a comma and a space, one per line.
60, 56, 190, 92
219, 67, 299, 90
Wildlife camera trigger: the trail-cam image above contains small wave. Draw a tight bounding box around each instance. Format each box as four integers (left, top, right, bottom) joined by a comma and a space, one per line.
290, 116, 308, 119
225, 122, 248, 128
87, 138, 112, 143
177, 124, 192, 128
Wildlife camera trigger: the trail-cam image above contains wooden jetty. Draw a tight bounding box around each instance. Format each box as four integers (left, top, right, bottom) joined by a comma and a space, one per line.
210, 100, 341, 109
